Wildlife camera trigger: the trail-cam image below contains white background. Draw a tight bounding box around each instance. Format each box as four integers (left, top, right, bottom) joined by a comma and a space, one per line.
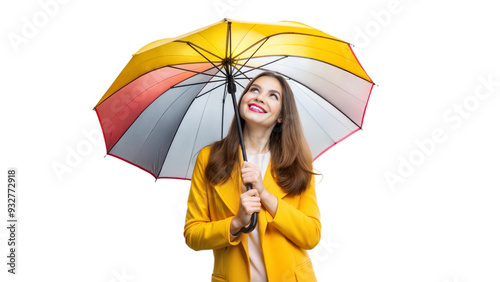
1, 0, 499, 281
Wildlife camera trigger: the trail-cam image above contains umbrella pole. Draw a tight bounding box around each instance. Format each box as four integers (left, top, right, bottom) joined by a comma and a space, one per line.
228, 75, 258, 234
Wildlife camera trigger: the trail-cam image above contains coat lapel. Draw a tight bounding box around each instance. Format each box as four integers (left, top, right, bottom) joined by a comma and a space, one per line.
213, 176, 240, 216
258, 159, 288, 239
212, 152, 290, 275
212, 151, 289, 236
262, 158, 288, 200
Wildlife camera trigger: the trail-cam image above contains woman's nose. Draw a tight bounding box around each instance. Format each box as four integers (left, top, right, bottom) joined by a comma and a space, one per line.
254, 92, 265, 102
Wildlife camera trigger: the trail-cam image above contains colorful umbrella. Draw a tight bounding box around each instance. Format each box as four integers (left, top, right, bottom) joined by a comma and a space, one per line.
95, 18, 373, 177
94, 18, 374, 232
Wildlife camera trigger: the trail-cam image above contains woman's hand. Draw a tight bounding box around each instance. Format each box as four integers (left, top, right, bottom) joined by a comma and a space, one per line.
230, 188, 261, 234
241, 161, 278, 218
241, 161, 266, 194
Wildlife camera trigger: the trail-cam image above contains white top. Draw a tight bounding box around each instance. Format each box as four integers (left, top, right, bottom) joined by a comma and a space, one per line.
246, 151, 270, 282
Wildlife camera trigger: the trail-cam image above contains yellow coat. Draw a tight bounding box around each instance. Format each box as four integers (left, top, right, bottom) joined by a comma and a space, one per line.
184, 146, 321, 282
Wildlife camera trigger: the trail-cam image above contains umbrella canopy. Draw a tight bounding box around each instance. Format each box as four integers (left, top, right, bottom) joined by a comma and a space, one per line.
94, 18, 374, 180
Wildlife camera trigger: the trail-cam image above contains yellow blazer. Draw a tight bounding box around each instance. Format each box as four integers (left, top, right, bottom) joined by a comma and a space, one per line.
184, 146, 321, 282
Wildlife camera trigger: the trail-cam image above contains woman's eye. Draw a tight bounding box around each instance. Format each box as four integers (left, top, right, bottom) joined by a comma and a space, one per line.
270, 93, 278, 100
250, 87, 259, 93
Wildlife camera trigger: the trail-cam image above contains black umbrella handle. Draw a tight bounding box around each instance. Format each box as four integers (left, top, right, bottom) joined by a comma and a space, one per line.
227, 74, 257, 234
240, 183, 258, 234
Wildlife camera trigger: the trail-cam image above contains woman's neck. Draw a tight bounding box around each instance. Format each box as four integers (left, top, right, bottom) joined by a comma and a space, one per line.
242, 126, 272, 155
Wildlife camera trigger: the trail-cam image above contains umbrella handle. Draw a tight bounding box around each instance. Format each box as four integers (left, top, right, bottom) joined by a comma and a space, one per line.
240, 183, 258, 234
227, 74, 257, 234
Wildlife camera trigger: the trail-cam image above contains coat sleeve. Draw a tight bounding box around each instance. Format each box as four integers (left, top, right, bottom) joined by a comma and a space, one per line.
183, 147, 242, 251
265, 176, 321, 250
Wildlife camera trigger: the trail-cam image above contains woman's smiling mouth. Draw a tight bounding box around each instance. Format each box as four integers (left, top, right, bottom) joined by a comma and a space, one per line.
248, 104, 266, 113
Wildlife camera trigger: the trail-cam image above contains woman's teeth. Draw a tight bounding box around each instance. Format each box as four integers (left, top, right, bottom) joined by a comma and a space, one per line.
249, 105, 265, 113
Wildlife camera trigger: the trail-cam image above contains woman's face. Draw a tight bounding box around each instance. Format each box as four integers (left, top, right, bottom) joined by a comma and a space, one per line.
240, 75, 283, 131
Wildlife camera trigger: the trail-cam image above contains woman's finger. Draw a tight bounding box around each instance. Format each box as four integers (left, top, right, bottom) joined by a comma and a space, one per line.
241, 162, 260, 175
242, 198, 261, 205
242, 202, 261, 214
243, 188, 259, 197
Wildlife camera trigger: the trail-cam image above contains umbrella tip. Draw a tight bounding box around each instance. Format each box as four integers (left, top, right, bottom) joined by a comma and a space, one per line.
223, 18, 228, 22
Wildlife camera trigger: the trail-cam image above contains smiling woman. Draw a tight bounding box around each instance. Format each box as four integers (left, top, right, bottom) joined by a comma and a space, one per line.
184, 71, 321, 281
205, 72, 316, 196
240, 75, 283, 138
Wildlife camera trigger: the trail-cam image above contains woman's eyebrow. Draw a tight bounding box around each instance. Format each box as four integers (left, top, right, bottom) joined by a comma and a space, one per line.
270, 89, 281, 96
252, 83, 281, 96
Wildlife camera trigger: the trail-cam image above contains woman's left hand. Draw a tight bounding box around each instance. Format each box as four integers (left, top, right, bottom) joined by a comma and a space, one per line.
241, 161, 266, 194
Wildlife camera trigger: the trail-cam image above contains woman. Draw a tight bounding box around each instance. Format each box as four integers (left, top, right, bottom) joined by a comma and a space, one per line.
184, 71, 321, 281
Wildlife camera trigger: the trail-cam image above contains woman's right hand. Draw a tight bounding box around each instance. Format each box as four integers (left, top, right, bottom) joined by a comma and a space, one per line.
230, 188, 261, 234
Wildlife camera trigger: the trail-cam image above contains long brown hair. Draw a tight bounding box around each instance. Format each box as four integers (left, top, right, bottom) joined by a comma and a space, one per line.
205, 71, 316, 195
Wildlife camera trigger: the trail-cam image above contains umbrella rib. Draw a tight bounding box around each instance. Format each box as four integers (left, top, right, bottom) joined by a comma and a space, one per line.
262, 55, 368, 103
230, 23, 257, 60
294, 84, 355, 141
235, 71, 251, 82
95, 64, 216, 109
276, 55, 371, 105
231, 32, 372, 83
175, 40, 224, 61
171, 78, 227, 89
233, 79, 247, 90
293, 92, 338, 144
133, 84, 196, 178
155, 94, 199, 179
176, 41, 226, 76
154, 73, 224, 178
228, 21, 233, 76
285, 76, 362, 129
233, 56, 288, 77
160, 74, 226, 178
176, 67, 227, 98
225, 20, 230, 63
195, 81, 226, 99
232, 37, 269, 78
167, 65, 226, 79
290, 74, 362, 132
233, 36, 268, 61
222, 82, 228, 139
233, 32, 349, 59
237, 53, 372, 84
182, 85, 220, 179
